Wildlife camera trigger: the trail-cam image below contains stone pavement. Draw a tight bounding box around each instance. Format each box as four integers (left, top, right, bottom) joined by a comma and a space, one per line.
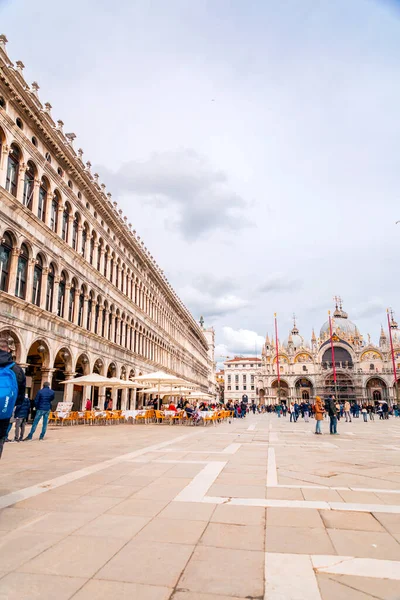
1, 413, 400, 599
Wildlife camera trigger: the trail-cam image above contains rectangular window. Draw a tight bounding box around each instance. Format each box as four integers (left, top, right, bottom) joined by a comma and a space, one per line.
250, 364, 254, 367
227, 385, 231, 390
227, 375, 231, 384
251, 375, 254, 383
251, 385, 255, 391
243, 385, 247, 390
243, 374, 247, 383
235, 375, 239, 383
235, 386, 239, 391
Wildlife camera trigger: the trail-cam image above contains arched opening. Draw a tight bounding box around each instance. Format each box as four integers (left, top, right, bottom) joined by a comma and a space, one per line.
271, 379, 289, 404
106, 362, 117, 408
0, 232, 13, 292
46, 263, 55, 312
81, 223, 89, 257
324, 373, 355, 403
50, 190, 60, 232
52, 347, 72, 404
92, 358, 104, 407
295, 378, 314, 402
57, 270, 67, 317
23, 161, 36, 209
61, 203, 70, 242
0, 328, 22, 363
32, 254, 43, 306
38, 177, 48, 222
6, 144, 21, 197
77, 285, 85, 327
26, 340, 50, 401
367, 377, 388, 403
68, 278, 77, 322
15, 243, 29, 299
73, 353, 90, 410
72, 213, 79, 251
322, 346, 353, 370
86, 291, 94, 330
89, 231, 96, 265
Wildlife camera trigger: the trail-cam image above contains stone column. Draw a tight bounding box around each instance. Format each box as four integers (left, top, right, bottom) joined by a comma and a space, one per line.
56, 204, 64, 237
67, 214, 74, 247
97, 305, 104, 336
84, 231, 91, 262
91, 301, 98, 334
7, 247, 20, 296
92, 242, 99, 270
132, 387, 137, 409
104, 252, 109, 279
63, 372, 75, 403
99, 247, 105, 274
76, 224, 83, 256
127, 275, 132, 300
31, 178, 40, 217
41, 368, 55, 389
110, 313, 116, 342
121, 388, 128, 410
16, 163, 27, 205
63, 283, 71, 320
72, 287, 80, 324
111, 387, 118, 408
52, 276, 60, 315
115, 265, 120, 289
82, 295, 89, 331
40, 267, 48, 309
26, 257, 36, 303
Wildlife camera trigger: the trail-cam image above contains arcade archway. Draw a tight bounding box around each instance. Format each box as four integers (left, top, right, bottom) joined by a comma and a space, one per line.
26, 339, 50, 399
52, 347, 72, 405
366, 377, 388, 403
271, 379, 289, 404
295, 378, 314, 401
324, 373, 355, 402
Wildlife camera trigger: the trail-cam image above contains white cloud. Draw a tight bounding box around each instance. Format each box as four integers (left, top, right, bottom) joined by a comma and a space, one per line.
179, 284, 248, 319
221, 327, 264, 355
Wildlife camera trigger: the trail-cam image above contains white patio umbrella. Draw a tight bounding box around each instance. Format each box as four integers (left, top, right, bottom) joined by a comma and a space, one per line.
61, 373, 110, 386
141, 386, 196, 397
106, 377, 145, 388
132, 371, 195, 409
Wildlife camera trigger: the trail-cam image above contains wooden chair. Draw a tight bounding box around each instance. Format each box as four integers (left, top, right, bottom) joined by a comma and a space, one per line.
155, 410, 170, 424
48, 411, 60, 426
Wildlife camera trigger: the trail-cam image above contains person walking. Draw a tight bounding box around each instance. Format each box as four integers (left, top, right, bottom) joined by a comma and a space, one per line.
11, 394, 31, 441
344, 400, 352, 422
85, 398, 92, 411
314, 396, 324, 434
304, 402, 310, 423
328, 395, 338, 435
0, 339, 26, 458
24, 382, 54, 441
361, 405, 368, 422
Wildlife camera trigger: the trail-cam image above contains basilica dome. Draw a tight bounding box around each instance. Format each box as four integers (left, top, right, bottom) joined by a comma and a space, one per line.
320, 304, 358, 339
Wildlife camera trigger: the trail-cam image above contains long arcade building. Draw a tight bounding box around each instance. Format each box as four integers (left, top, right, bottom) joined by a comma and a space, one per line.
0, 35, 213, 410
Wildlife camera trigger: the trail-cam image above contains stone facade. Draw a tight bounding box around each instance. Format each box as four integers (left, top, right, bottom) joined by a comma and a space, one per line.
256, 303, 400, 405
224, 357, 262, 404
0, 35, 213, 410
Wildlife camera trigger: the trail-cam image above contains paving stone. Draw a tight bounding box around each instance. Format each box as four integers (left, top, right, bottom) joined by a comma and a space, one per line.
211, 504, 265, 526
0, 572, 86, 600
327, 528, 400, 560
200, 522, 264, 551
266, 525, 336, 554
134, 517, 207, 545
158, 501, 216, 522
72, 514, 150, 539
267, 507, 324, 528
320, 510, 385, 532
72, 579, 172, 600
179, 546, 264, 598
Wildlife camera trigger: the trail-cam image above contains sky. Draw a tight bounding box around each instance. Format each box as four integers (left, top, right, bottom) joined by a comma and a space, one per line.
1, 0, 400, 361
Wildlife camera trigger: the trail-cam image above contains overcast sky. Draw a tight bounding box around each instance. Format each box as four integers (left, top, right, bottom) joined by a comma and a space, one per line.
1, 0, 399, 360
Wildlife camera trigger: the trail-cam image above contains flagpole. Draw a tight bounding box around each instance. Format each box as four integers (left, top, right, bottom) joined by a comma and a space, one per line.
274, 313, 280, 404
387, 309, 398, 406
328, 310, 338, 401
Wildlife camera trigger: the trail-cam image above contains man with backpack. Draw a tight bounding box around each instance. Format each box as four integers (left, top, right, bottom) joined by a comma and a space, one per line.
24, 382, 55, 441
0, 338, 26, 458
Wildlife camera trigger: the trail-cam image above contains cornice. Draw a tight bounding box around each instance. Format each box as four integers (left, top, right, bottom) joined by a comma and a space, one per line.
0, 39, 208, 351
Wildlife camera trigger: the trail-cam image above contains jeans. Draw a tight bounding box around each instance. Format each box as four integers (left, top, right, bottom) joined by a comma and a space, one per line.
363, 413, 368, 422
15, 418, 26, 440
315, 420, 322, 434
27, 410, 50, 439
345, 411, 351, 422
0, 418, 10, 458
304, 411, 309, 422
329, 416, 337, 434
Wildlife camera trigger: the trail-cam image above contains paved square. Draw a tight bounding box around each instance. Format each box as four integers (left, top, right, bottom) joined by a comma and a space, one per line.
1, 414, 400, 599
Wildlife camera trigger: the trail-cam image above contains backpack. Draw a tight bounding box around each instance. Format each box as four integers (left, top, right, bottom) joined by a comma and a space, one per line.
0, 363, 18, 419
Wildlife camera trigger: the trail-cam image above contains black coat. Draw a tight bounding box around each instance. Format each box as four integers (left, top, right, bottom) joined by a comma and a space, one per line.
0, 350, 26, 407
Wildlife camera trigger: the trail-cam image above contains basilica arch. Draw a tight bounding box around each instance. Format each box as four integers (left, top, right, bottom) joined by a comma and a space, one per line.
271, 379, 289, 403
295, 377, 314, 401
366, 377, 388, 402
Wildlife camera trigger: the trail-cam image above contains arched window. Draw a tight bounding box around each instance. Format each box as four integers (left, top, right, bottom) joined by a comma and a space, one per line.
57, 271, 66, 317
120, 319, 124, 345
72, 213, 79, 250
108, 309, 113, 340
86, 292, 93, 330
61, 205, 69, 241
89, 234, 95, 265
114, 316, 119, 344
46, 263, 55, 311
0, 233, 13, 292
94, 299, 100, 334
68, 279, 76, 322
109, 256, 114, 282
78, 286, 85, 326
38, 178, 48, 222
115, 264, 119, 289
23, 161, 35, 209
50, 192, 59, 232
32, 254, 43, 306
97, 241, 102, 271
15, 243, 28, 299
6, 145, 21, 197
102, 304, 107, 336
103, 249, 108, 277
81, 224, 88, 257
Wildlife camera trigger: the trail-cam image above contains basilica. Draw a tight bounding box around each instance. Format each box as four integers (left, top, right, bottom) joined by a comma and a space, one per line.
256, 301, 400, 405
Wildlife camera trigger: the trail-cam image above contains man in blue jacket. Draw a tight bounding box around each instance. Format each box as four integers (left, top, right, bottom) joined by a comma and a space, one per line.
24, 382, 55, 441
